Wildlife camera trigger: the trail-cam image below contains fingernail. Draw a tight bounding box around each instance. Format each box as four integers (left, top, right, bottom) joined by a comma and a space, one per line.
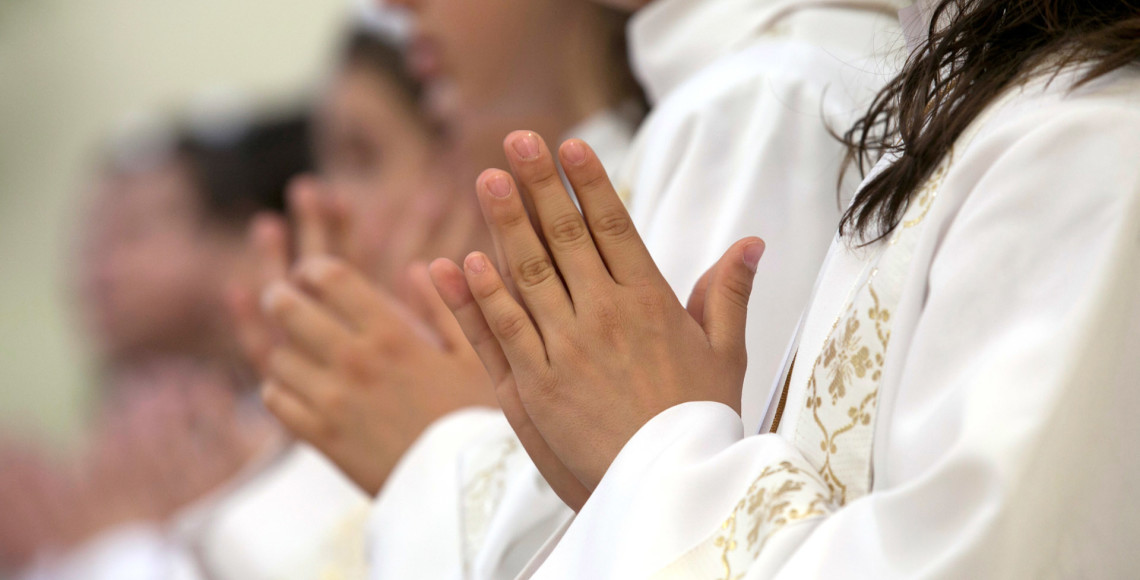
562, 140, 587, 166
511, 132, 540, 161
486, 173, 511, 198
743, 241, 765, 273
466, 254, 487, 274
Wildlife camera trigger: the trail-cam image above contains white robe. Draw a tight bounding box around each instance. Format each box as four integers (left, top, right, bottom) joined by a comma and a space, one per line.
364, 108, 639, 580
20, 441, 373, 580
368, 1, 909, 578
520, 64, 1140, 579
192, 442, 372, 580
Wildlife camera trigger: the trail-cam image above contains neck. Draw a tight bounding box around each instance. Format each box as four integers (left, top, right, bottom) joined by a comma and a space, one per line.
552, 9, 630, 132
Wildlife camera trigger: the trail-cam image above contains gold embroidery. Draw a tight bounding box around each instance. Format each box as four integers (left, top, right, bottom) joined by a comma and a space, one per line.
902, 159, 949, 229
653, 461, 833, 580
654, 153, 955, 578
801, 279, 891, 506
796, 153, 952, 507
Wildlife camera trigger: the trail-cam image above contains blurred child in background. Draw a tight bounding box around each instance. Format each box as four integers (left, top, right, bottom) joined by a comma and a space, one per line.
1, 109, 315, 580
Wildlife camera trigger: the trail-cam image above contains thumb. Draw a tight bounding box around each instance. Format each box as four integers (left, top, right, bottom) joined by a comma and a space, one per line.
701, 237, 764, 356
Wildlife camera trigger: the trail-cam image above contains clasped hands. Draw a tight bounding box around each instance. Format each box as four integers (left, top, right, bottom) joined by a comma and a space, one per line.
229, 177, 496, 496
430, 132, 764, 509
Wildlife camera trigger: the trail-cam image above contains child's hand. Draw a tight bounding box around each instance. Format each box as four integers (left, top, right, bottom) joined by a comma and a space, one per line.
434, 132, 764, 491
229, 176, 338, 378
260, 258, 497, 495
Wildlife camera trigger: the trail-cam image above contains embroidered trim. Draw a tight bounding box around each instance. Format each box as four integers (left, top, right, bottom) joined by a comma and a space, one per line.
652, 460, 834, 580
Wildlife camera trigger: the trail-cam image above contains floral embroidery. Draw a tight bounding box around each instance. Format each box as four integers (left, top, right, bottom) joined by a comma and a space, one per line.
799, 279, 891, 506
652, 461, 834, 580
652, 154, 954, 578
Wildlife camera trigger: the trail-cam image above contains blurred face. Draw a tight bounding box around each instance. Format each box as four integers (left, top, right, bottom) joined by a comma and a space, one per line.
76, 161, 230, 360
314, 62, 438, 276
386, 0, 587, 125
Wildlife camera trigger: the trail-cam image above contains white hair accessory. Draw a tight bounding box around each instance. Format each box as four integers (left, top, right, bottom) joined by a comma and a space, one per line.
351, 0, 412, 46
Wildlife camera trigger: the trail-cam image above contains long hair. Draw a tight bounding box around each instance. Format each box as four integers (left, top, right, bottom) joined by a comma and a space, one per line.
840, 0, 1140, 243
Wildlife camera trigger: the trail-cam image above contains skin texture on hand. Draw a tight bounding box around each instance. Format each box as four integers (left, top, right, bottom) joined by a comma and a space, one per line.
431, 131, 764, 501
260, 258, 497, 496
241, 176, 498, 496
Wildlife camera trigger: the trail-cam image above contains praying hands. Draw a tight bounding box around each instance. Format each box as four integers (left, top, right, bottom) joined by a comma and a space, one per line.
431, 131, 765, 504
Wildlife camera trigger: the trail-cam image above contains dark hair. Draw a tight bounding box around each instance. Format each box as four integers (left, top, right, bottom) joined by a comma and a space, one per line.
341, 27, 424, 106
840, 0, 1140, 243
178, 112, 313, 230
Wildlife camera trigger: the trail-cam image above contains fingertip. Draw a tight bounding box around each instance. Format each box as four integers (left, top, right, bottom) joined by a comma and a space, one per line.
559, 139, 591, 167
428, 257, 460, 282
504, 130, 543, 162
428, 259, 471, 310
251, 213, 286, 244
477, 169, 514, 200
741, 238, 766, 273
464, 252, 489, 275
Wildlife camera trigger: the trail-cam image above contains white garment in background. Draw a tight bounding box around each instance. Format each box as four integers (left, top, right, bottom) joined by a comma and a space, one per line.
194, 443, 372, 580
16, 524, 200, 580
522, 64, 1140, 579
364, 108, 639, 580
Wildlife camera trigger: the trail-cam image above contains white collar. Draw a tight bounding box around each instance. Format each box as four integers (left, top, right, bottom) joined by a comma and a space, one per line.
629, 0, 913, 104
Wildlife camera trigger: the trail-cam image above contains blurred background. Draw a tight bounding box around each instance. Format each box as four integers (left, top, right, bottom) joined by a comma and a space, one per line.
0, 0, 348, 447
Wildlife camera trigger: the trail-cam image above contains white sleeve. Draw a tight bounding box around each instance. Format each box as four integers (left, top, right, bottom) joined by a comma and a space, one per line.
527, 103, 1140, 579
365, 407, 503, 580
626, 42, 878, 432
36, 524, 202, 580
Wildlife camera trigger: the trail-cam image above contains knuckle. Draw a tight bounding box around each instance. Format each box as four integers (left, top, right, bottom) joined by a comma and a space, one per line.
721, 275, 753, 309
527, 169, 564, 193
634, 287, 669, 315
594, 211, 634, 241
575, 167, 611, 193
493, 311, 530, 343
497, 206, 531, 231
337, 338, 383, 374
515, 255, 556, 289
470, 276, 501, 301
531, 368, 562, 399
548, 214, 590, 248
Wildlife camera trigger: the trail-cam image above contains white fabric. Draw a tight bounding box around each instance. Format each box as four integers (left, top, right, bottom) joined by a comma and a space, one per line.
196, 443, 372, 580
523, 66, 1140, 578
619, 0, 905, 433
19, 524, 200, 580
366, 407, 503, 580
